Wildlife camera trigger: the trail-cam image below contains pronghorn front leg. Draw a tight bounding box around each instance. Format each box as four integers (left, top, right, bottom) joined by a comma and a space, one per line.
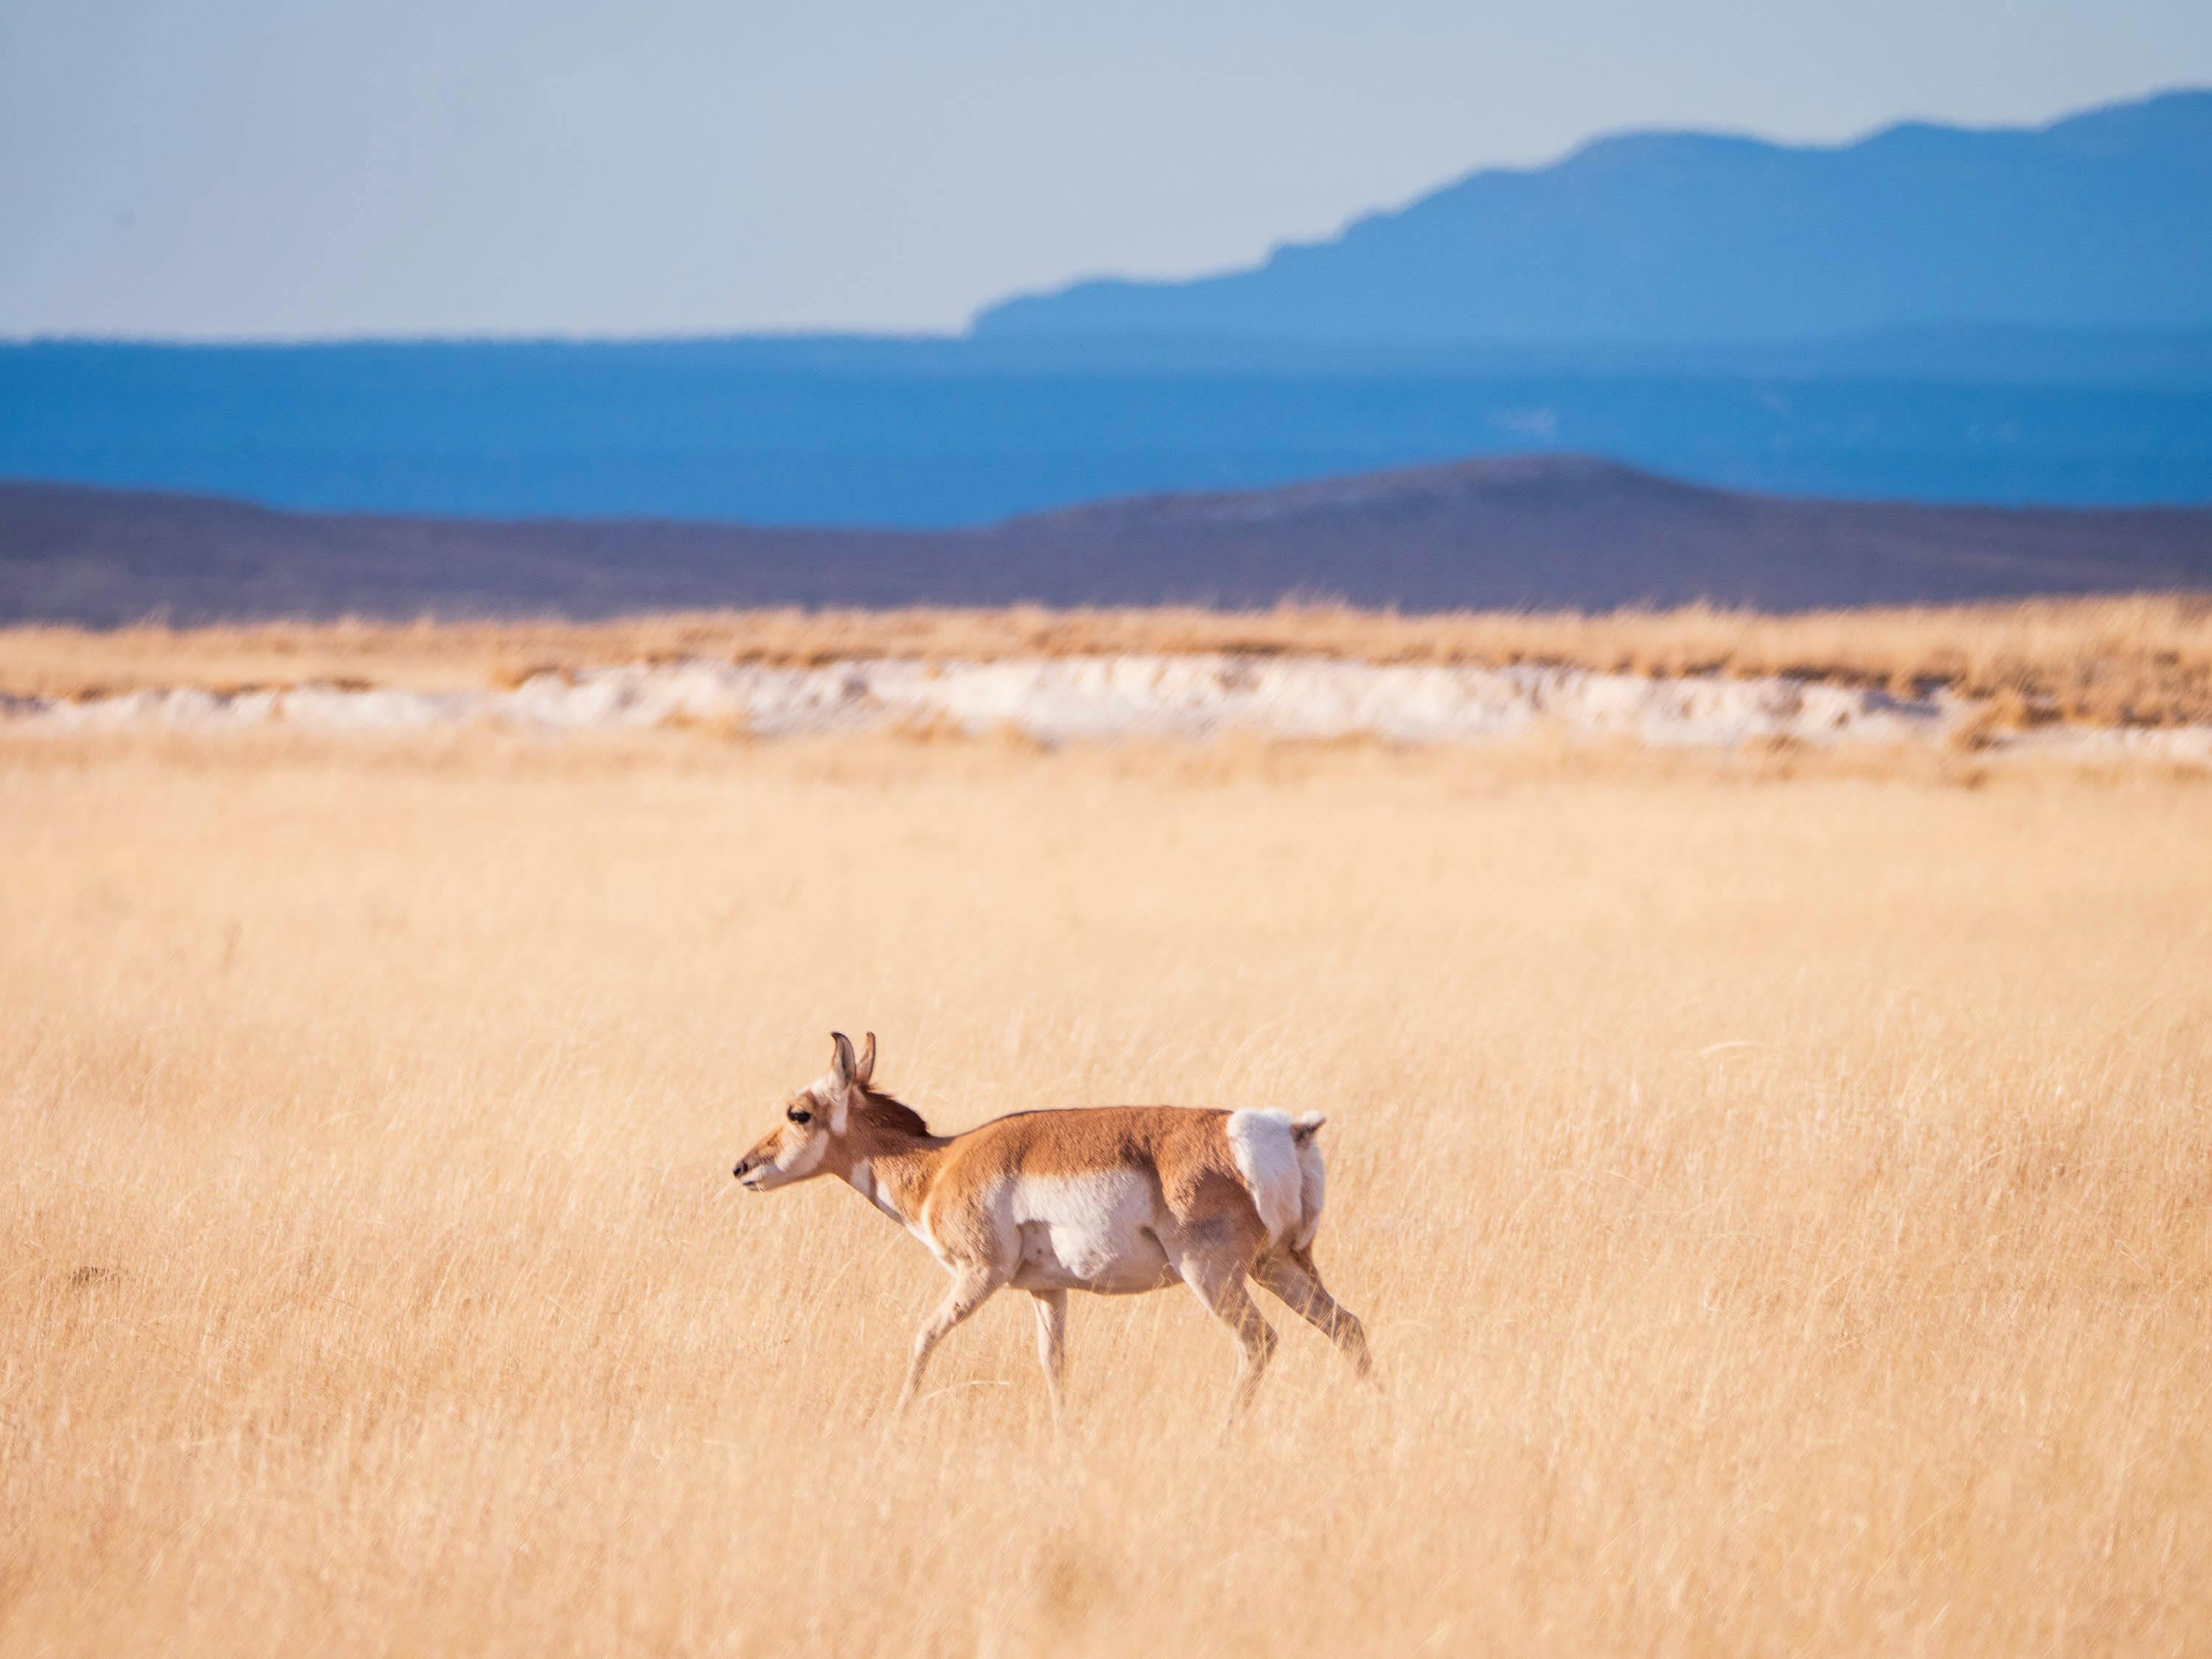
1028, 1290, 1068, 1422
895, 1267, 1002, 1415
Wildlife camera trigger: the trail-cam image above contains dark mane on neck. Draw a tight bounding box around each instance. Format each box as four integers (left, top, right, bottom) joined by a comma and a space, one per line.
860, 1087, 931, 1139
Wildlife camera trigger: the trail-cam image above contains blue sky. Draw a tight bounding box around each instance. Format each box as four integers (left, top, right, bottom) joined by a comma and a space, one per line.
4, 0, 2210, 338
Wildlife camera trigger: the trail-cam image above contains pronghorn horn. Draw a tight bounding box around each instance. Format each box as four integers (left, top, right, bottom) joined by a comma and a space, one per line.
830, 1031, 858, 1084
855, 1032, 877, 1088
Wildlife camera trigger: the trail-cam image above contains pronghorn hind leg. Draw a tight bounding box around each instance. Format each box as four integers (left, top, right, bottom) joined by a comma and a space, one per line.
1180, 1256, 1279, 1419
895, 1267, 1003, 1415
1028, 1289, 1068, 1422
1256, 1246, 1374, 1382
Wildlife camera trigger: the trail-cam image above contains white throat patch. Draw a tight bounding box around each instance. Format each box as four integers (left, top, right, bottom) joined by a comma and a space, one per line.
852, 1160, 905, 1222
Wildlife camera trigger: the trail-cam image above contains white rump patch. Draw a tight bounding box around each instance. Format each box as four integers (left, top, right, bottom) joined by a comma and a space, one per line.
1294, 1130, 1326, 1250
1225, 1109, 1321, 1249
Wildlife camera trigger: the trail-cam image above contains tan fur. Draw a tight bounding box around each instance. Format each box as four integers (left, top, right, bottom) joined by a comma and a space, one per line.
733, 1034, 1372, 1418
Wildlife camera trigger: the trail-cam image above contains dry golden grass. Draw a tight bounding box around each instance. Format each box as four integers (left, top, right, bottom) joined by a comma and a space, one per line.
4, 730, 2211, 1656
7, 594, 2212, 725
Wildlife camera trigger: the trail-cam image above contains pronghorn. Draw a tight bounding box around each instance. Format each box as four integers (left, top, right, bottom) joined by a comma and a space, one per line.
731, 1032, 1372, 1417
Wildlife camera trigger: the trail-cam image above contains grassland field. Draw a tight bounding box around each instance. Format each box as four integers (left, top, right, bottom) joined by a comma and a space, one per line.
3, 684, 2210, 1655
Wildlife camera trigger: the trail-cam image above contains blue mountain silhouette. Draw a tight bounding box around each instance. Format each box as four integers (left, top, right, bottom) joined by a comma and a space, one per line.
974, 89, 2212, 344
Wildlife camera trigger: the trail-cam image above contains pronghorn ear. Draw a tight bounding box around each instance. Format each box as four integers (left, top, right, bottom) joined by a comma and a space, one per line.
855, 1032, 877, 1088
827, 1032, 858, 1132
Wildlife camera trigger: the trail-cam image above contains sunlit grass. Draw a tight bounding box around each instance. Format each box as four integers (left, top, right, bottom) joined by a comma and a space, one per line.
3, 732, 2208, 1655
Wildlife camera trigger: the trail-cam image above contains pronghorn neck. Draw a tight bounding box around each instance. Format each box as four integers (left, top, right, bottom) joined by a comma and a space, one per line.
834, 1104, 947, 1228
844, 1152, 915, 1224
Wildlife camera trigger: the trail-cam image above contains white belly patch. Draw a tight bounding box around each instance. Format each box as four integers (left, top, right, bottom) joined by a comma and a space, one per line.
1003, 1170, 1175, 1294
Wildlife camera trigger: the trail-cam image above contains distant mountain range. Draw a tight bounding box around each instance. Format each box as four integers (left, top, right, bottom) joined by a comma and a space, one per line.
976, 89, 2212, 345
4, 91, 2209, 534
7, 457, 2209, 626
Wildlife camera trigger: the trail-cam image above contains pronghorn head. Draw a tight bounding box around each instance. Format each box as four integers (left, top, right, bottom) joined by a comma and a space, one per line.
732, 1031, 874, 1192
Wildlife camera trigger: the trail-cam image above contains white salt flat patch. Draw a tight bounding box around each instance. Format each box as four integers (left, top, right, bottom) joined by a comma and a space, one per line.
7, 655, 2206, 763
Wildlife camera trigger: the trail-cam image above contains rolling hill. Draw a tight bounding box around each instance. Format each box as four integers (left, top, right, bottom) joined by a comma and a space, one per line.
6, 455, 2210, 626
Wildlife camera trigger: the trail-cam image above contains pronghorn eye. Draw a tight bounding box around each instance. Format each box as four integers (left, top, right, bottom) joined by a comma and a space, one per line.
787, 1108, 813, 1125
